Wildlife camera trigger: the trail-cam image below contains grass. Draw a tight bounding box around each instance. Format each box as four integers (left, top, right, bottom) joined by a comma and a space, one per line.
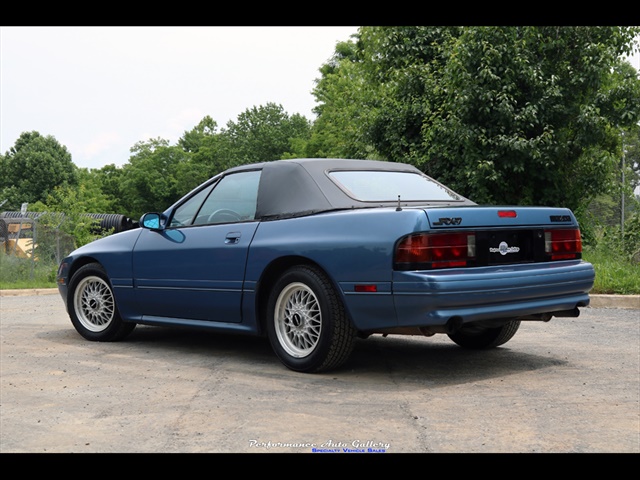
0, 252, 57, 289
1, 249, 638, 295
0, 279, 57, 289
582, 247, 640, 295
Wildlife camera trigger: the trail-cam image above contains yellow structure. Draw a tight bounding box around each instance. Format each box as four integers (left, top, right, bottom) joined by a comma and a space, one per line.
1, 220, 34, 258
4, 238, 34, 258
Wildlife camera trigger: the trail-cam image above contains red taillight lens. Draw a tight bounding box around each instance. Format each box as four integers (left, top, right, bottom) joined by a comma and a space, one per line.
544, 228, 582, 260
395, 233, 476, 269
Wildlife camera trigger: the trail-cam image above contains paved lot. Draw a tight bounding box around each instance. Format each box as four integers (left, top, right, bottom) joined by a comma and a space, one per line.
1, 292, 638, 453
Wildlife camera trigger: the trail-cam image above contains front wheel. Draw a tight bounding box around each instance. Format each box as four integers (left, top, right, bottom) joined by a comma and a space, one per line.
266, 265, 356, 373
447, 320, 521, 349
67, 263, 135, 342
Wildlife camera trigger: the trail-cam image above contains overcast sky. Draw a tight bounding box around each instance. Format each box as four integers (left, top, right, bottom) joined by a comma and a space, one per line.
2, 27, 638, 171
0, 26, 360, 170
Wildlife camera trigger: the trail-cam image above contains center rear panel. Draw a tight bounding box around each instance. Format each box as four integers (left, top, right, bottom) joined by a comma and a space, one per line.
475, 229, 544, 266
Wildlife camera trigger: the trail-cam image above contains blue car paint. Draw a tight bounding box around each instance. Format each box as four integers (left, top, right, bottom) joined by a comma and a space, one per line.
424, 204, 578, 228
131, 222, 260, 322
391, 261, 594, 326
58, 202, 595, 335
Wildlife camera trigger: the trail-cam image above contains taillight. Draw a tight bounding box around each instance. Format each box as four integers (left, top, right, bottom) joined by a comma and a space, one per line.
395, 233, 476, 270
544, 228, 582, 260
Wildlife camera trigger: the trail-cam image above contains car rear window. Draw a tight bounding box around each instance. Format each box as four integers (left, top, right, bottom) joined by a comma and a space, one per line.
328, 170, 462, 202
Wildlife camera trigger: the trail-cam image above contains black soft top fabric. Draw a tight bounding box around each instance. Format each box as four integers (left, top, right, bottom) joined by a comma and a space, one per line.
224, 158, 473, 220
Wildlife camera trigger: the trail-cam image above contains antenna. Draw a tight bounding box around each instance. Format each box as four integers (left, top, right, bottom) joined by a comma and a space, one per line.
396, 195, 402, 211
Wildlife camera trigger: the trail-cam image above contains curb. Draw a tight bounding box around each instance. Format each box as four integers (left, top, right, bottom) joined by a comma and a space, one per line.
1, 288, 60, 297
1, 288, 639, 309
588, 294, 640, 310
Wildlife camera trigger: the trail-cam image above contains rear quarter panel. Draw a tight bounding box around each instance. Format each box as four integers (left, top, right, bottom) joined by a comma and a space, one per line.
245, 207, 429, 331
246, 207, 427, 282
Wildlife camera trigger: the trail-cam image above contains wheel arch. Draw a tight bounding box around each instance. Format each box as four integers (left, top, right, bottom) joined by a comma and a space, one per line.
66, 256, 104, 287
63, 256, 111, 310
255, 255, 350, 335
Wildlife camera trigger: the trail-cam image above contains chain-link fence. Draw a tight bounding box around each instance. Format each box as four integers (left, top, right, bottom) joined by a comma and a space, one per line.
0, 212, 137, 285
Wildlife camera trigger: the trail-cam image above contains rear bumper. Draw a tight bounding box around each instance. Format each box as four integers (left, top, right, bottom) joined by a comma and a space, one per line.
392, 260, 595, 327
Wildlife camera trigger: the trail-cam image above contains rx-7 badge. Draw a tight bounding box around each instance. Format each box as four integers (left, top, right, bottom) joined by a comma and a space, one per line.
433, 217, 462, 226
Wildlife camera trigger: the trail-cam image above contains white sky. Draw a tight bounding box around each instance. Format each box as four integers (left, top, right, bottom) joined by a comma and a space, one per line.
1, 27, 638, 172
0, 26, 360, 170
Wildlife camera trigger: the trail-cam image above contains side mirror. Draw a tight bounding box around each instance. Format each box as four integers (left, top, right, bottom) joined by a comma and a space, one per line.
140, 213, 164, 230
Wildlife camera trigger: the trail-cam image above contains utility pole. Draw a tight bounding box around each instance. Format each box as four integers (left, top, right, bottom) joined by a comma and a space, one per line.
621, 131, 625, 237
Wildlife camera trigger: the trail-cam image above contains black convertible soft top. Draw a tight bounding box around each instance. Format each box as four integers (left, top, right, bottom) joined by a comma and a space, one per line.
225, 158, 474, 220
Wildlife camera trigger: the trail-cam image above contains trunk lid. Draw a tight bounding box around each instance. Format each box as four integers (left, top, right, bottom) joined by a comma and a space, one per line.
423, 206, 577, 229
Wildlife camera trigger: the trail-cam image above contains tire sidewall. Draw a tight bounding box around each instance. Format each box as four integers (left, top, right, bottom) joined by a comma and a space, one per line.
266, 266, 340, 372
67, 263, 127, 342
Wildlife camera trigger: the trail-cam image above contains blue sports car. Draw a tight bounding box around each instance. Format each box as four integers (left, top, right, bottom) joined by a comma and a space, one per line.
56, 158, 595, 373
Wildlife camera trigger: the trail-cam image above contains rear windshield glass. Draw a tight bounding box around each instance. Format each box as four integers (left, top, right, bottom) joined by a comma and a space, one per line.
329, 170, 462, 202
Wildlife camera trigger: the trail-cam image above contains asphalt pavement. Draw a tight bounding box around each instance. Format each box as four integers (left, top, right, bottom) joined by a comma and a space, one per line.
1, 292, 638, 453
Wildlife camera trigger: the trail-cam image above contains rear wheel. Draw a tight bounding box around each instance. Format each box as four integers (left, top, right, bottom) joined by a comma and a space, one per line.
266, 265, 356, 373
447, 320, 521, 349
67, 263, 135, 342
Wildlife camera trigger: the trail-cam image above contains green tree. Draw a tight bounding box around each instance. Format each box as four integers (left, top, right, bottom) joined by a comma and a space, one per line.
24, 168, 118, 264
119, 138, 190, 219
177, 115, 218, 153
310, 27, 462, 160
313, 26, 640, 214
0, 131, 78, 209
426, 27, 640, 211
174, 116, 229, 194
308, 37, 380, 159
34, 168, 113, 214
221, 103, 312, 165
90, 163, 127, 214
174, 108, 313, 197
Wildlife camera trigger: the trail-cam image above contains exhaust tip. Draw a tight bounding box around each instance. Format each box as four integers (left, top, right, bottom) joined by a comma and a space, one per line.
553, 307, 580, 318
446, 316, 463, 334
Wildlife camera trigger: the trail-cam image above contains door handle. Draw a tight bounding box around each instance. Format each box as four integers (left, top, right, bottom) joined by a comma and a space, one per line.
225, 232, 241, 244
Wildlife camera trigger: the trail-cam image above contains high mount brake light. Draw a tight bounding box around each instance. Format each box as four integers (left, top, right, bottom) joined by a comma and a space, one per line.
544, 228, 582, 260
395, 233, 476, 269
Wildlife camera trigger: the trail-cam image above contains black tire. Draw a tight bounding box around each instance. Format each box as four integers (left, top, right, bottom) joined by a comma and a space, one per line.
447, 320, 521, 349
266, 265, 356, 373
67, 263, 135, 342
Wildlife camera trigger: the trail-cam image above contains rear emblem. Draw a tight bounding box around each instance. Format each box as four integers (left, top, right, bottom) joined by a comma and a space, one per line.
433, 217, 462, 226
490, 241, 520, 256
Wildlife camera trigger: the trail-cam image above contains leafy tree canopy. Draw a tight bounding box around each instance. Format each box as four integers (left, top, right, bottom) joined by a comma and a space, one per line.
220, 103, 312, 164
0, 131, 78, 209
312, 26, 640, 214
31, 168, 117, 250
118, 138, 190, 219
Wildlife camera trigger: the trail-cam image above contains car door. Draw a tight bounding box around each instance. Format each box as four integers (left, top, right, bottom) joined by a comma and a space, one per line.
132, 170, 261, 323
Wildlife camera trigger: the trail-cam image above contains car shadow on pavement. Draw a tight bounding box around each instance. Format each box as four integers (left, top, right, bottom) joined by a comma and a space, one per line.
37, 324, 568, 389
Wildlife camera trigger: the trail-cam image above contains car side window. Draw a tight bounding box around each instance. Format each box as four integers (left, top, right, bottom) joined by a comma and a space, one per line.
169, 184, 215, 227
171, 170, 261, 227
